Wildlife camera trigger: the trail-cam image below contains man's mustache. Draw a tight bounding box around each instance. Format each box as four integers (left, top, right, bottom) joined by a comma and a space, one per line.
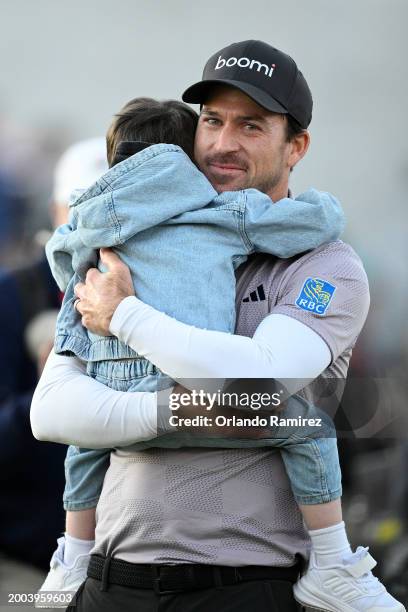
204, 154, 248, 170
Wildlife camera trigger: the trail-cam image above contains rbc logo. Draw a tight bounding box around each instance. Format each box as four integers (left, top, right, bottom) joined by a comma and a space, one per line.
296, 278, 336, 315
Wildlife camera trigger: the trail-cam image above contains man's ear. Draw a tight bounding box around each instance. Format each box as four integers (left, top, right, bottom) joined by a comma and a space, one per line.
288, 131, 310, 170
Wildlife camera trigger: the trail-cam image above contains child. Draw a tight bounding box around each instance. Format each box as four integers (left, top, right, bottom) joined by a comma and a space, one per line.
39, 97, 402, 612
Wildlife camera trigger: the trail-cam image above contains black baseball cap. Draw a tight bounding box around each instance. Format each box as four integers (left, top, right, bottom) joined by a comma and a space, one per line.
182, 40, 313, 129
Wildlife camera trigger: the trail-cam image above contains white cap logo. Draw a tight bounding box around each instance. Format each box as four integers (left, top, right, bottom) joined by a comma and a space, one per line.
215, 55, 276, 78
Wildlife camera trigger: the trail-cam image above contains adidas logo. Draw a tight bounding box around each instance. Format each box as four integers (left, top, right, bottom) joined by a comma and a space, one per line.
242, 284, 266, 303
323, 577, 361, 600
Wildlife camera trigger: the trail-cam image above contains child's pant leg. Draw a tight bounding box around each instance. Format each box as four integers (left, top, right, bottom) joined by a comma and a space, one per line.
63, 445, 111, 511
269, 396, 342, 505
278, 435, 342, 505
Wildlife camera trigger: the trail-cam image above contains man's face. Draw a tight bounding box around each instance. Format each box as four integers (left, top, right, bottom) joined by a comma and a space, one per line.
194, 86, 293, 198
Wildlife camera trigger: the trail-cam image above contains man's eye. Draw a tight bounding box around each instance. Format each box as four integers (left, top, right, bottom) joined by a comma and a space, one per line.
244, 123, 260, 131
203, 117, 220, 126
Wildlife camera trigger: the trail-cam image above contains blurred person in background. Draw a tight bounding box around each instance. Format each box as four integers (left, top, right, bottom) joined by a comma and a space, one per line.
0, 110, 70, 269
0, 168, 27, 264
0, 137, 107, 569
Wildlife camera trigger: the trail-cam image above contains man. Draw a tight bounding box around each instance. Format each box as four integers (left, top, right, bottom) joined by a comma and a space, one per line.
32, 41, 377, 611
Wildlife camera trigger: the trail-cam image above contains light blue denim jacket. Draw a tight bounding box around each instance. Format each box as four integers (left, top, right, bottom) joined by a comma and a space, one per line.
46, 143, 344, 362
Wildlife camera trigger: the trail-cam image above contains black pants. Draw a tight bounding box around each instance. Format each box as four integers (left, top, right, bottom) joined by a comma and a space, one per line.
68, 577, 303, 611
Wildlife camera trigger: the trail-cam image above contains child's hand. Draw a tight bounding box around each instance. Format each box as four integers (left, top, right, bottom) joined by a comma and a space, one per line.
74, 248, 134, 335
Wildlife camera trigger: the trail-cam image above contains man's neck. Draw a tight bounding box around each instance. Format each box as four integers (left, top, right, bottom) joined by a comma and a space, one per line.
267, 184, 290, 202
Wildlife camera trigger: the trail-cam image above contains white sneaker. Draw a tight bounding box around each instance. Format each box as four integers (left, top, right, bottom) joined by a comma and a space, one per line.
293, 546, 406, 612
35, 537, 89, 608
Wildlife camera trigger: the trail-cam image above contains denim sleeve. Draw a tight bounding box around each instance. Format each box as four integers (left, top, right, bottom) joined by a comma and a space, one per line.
45, 209, 99, 289
242, 188, 345, 258
46, 220, 75, 291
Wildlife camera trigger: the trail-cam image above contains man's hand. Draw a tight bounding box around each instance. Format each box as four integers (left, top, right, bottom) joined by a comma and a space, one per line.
74, 248, 134, 335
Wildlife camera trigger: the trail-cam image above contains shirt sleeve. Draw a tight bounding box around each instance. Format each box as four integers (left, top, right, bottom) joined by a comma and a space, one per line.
109, 296, 331, 384
271, 242, 370, 362
30, 351, 175, 448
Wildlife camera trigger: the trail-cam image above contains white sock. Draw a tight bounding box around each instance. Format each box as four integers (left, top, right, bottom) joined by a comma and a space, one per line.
308, 521, 352, 567
63, 533, 95, 568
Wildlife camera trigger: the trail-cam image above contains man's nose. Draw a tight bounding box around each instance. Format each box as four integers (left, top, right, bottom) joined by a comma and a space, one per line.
212, 125, 240, 153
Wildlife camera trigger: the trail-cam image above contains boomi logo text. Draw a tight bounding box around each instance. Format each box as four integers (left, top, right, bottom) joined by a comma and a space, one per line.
215, 55, 276, 78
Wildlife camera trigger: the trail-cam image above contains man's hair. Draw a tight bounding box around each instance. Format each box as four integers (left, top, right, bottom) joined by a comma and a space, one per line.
285, 115, 306, 142
285, 115, 307, 173
106, 97, 198, 167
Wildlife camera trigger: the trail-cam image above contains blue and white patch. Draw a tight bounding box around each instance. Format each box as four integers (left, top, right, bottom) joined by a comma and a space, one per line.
296, 278, 336, 316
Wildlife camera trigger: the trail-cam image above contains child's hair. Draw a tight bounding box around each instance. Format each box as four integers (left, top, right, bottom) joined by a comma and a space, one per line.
106, 97, 198, 167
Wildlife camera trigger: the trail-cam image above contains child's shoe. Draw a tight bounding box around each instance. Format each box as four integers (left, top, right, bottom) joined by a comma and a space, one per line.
293, 546, 405, 611
35, 537, 89, 608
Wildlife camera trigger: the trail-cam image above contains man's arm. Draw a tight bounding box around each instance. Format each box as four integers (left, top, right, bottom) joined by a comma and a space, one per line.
73, 250, 331, 391
75, 244, 369, 389
30, 347, 295, 449
110, 297, 331, 383
74, 249, 332, 386
37, 241, 371, 448
30, 351, 173, 447
31, 254, 332, 448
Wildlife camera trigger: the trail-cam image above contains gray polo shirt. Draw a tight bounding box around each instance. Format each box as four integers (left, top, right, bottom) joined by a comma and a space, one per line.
93, 240, 369, 567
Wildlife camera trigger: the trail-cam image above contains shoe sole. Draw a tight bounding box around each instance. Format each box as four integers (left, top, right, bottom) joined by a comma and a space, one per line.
294, 580, 351, 612
294, 584, 406, 612
293, 593, 333, 612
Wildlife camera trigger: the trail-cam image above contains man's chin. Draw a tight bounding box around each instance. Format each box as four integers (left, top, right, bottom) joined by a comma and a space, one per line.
210, 177, 249, 193
203, 167, 249, 193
